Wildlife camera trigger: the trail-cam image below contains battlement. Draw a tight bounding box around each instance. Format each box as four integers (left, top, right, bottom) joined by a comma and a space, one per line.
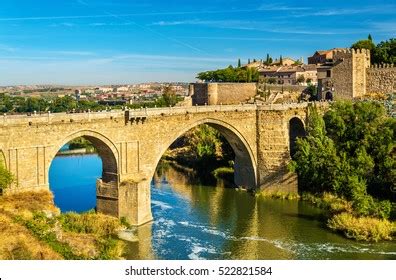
332, 48, 370, 56
370, 63, 395, 69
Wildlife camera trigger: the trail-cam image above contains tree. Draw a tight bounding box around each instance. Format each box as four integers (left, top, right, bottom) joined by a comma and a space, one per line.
368, 34, 373, 42
237, 58, 241, 68
372, 38, 396, 65
297, 75, 305, 84
265, 54, 270, 65
291, 101, 395, 218
351, 39, 375, 51
162, 86, 178, 107
279, 55, 283, 65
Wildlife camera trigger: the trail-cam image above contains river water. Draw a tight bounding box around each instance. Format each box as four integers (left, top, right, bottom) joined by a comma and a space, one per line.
49, 154, 396, 260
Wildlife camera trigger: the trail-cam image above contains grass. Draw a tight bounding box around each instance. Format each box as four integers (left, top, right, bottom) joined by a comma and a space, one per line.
58, 211, 122, 236
0, 191, 126, 260
0, 214, 61, 260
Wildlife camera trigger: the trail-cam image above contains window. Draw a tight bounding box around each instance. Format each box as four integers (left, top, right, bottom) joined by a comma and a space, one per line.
326, 70, 331, 77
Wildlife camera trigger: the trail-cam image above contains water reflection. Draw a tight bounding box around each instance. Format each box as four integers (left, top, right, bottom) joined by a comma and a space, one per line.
49, 156, 396, 260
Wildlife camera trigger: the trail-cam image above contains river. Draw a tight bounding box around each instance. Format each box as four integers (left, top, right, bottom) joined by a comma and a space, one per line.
49, 154, 396, 260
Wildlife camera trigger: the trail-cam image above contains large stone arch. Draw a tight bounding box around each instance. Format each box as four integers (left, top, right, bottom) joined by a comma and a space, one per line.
289, 117, 306, 159
49, 130, 119, 183
151, 118, 257, 189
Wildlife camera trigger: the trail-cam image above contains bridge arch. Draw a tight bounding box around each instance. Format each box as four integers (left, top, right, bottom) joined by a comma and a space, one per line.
49, 130, 119, 183
289, 117, 306, 159
152, 118, 257, 189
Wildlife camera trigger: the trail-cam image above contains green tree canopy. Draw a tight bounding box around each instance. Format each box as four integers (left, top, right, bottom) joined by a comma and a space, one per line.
291, 102, 395, 218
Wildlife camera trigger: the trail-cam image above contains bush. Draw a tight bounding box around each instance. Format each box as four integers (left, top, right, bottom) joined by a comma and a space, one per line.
0, 165, 14, 194
328, 212, 394, 242
58, 211, 123, 236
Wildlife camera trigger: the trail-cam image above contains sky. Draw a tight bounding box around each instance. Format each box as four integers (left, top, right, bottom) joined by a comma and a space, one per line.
0, 0, 395, 85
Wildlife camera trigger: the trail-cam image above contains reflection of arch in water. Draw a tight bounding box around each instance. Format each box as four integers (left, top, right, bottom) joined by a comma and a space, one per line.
289, 117, 306, 159
153, 118, 257, 189
49, 130, 119, 183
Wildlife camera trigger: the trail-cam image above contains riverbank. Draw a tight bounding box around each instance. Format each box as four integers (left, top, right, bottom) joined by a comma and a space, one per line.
0, 191, 126, 260
258, 191, 396, 242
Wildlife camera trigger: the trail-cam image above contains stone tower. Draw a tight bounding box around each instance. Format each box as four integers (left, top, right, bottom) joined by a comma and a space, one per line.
331, 49, 371, 99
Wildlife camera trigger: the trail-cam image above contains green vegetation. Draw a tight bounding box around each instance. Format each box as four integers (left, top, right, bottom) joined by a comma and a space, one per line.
197, 65, 259, 83
212, 167, 234, 182
288, 101, 396, 241
68, 137, 96, 153
0, 164, 13, 194
352, 36, 396, 64
0, 191, 125, 260
163, 124, 235, 184
0, 91, 184, 114
159, 85, 178, 107
328, 212, 394, 242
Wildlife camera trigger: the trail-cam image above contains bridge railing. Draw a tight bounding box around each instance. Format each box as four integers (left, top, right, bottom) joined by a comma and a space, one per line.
126, 103, 259, 118
0, 102, 327, 125
1, 110, 124, 126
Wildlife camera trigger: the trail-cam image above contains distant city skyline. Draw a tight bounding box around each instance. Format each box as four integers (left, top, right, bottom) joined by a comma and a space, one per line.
0, 0, 395, 85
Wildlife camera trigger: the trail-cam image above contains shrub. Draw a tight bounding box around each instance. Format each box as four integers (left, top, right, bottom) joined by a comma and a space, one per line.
0, 165, 14, 194
328, 212, 394, 242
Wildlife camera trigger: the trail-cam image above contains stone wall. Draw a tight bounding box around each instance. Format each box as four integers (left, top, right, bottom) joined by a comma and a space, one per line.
331, 50, 354, 100
366, 65, 396, 94
190, 83, 257, 105
352, 49, 370, 98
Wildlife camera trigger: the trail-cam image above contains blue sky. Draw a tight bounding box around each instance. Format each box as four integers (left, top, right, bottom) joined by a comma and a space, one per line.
0, 0, 395, 85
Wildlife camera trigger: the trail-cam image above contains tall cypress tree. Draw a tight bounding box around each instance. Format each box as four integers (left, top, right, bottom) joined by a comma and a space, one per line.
237, 58, 241, 68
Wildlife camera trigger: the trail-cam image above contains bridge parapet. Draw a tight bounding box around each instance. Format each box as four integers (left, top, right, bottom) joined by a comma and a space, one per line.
0, 102, 328, 126
125, 102, 325, 118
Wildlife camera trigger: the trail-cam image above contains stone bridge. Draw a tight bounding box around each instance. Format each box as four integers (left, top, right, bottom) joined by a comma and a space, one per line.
0, 103, 320, 225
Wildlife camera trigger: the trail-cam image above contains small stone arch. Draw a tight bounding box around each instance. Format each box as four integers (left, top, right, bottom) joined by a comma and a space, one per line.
50, 130, 119, 183
152, 118, 257, 189
289, 117, 306, 159
325, 91, 333, 101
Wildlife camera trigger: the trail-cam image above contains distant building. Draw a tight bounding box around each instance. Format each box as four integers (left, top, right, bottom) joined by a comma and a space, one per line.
258, 65, 318, 85
308, 48, 347, 65
98, 87, 114, 93
117, 86, 130, 92
271, 57, 297, 66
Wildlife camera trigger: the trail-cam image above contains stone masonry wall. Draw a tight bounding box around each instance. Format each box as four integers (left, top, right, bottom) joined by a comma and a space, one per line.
352, 49, 370, 98
331, 51, 354, 100
366, 66, 396, 94
190, 83, 257, 105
